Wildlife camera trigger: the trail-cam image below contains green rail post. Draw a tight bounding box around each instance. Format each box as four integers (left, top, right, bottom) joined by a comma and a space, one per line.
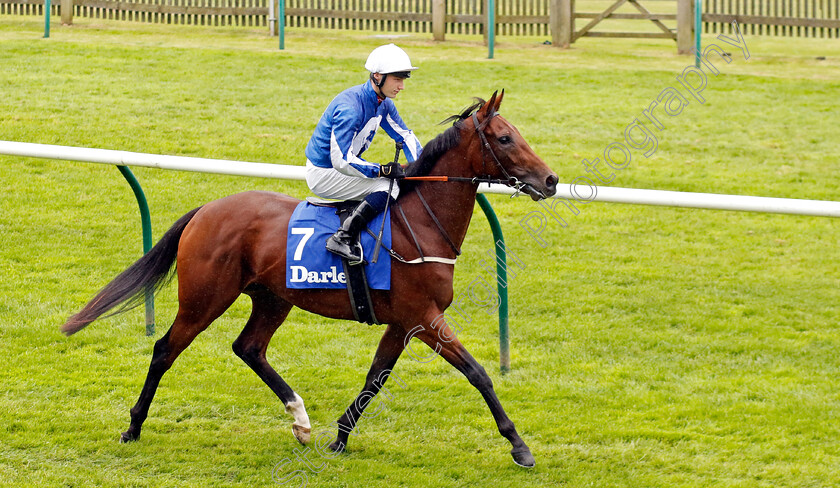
695, 0, 702, 68
117, 166, 155, 336
278, 0, 285, 50
44, 0, 51, 38
487, 0, 495, 59
476, 194, 509, 373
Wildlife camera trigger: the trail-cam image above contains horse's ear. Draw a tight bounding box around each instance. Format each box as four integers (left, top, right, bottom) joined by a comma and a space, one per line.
493, 89, 505, 112
483, 91, 499, 115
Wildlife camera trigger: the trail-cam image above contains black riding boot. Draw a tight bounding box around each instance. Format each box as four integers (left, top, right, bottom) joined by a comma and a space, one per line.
326, 201, 379, 265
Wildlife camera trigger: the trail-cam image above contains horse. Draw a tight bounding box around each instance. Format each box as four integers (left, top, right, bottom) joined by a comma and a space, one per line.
61, 90, 558, 468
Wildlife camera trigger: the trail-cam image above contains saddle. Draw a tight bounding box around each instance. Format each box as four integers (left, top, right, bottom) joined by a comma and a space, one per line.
305, 197, 381, 325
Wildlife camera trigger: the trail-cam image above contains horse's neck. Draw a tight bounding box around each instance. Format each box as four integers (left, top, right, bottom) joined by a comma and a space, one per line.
408, 152, 479, 252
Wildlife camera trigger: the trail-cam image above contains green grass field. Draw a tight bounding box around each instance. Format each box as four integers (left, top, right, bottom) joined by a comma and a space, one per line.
1, 15, 839, 487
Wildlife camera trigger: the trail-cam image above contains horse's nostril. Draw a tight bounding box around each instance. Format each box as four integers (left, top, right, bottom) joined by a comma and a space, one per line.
546, 174, 559, 189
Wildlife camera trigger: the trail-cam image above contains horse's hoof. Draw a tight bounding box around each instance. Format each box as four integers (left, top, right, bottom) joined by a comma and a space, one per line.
119, 431, 137, 443
328, 440, 346, 453
292, 424, 311, 445
511, 446, 535, 468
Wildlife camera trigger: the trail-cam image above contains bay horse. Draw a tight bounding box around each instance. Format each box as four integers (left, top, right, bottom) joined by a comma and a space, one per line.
62, 91, 558, 468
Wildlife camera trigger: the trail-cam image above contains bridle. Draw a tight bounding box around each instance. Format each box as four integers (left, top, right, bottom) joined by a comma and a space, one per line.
408, 111, 533, 197
470, 111, 523, 190
392, 109, 541, 262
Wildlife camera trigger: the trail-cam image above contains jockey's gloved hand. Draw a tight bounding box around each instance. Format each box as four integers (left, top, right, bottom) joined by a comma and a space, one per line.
379, 162, 405, 180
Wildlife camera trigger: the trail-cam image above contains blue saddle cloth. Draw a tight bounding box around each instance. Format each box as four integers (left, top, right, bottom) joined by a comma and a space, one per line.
286, 202, 391, 290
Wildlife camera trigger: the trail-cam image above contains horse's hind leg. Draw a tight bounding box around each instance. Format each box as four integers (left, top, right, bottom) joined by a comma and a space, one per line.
120, 289, 239, 443
232, 289, 311, 444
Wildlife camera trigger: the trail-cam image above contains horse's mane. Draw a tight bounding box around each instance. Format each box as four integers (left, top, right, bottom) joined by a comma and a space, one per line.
399, 98, 486, 193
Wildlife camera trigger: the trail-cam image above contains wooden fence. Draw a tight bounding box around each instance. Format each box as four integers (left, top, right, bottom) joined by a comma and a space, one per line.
282, 0, 550, 37
703, 0, 840, 37
2, 0, 839, 39
1, 0, 269, 26
283, 0, 436, 34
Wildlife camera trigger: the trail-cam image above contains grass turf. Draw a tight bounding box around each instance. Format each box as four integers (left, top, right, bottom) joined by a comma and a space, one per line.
1, 16, 839, 487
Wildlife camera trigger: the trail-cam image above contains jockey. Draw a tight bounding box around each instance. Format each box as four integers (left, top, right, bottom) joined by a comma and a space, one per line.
305, 44, 423, 265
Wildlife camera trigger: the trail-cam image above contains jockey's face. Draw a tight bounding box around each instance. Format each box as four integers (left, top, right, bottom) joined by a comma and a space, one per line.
373, 73, 407, 99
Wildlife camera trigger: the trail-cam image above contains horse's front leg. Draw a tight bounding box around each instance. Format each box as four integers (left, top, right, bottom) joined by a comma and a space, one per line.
329, 324, 406, 453
413, 317, 535, 468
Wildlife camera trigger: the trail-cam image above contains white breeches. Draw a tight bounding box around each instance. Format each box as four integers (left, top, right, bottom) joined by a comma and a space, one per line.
306, 160, 400, 201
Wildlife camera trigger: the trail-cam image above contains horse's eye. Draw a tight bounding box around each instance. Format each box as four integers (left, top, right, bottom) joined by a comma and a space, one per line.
498, 135, 513, 145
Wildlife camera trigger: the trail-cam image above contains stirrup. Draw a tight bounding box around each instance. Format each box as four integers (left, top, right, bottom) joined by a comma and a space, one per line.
326, 236, 365, 265
347, 245, 365, 266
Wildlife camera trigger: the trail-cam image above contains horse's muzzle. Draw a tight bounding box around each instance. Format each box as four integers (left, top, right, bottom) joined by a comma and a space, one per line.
523, 174, 558, 201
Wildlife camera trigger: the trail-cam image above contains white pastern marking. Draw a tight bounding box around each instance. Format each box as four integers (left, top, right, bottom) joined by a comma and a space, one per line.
285, 393, 311, 429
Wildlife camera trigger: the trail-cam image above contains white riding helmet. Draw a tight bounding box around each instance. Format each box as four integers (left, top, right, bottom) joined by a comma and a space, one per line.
364, 44, 418, 76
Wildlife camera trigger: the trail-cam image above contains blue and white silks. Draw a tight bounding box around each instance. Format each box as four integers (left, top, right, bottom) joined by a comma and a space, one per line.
304, 81, 423, 179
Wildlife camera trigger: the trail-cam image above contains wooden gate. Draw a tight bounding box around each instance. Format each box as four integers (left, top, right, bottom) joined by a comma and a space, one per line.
553, 0, 695, 51
574, 0, 676, 41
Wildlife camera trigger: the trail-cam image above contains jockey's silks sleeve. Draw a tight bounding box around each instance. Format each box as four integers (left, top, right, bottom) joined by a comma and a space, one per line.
305, 82, 423, 179
381, 104, 423, 163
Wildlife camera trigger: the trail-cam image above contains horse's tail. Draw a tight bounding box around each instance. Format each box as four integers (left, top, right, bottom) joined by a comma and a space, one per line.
61, 206, 204, 336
